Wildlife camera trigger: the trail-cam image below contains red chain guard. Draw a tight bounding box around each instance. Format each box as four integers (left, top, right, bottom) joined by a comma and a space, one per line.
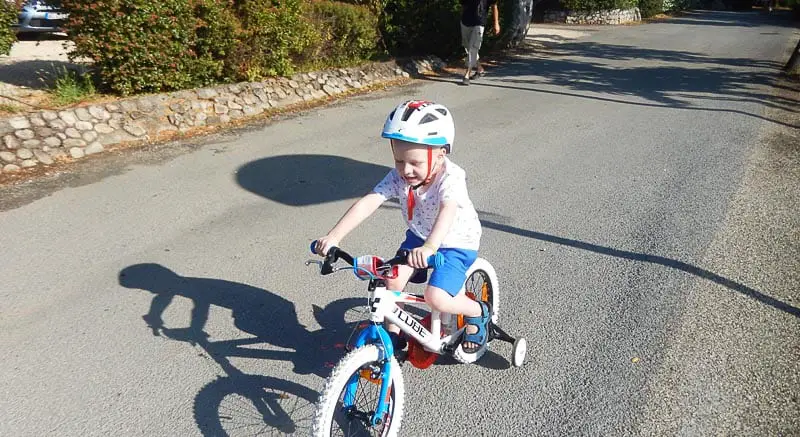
406, 314, 441, 369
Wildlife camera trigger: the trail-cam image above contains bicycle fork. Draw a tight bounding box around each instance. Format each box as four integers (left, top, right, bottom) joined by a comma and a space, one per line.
344, 324, 395, 427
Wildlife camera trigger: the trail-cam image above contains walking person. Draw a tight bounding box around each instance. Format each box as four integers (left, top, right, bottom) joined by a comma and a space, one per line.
461, 0, 501, 85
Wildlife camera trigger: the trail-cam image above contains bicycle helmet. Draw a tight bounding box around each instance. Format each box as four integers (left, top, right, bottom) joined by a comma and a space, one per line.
381, 100, 455, 153
381, 100, 456, 221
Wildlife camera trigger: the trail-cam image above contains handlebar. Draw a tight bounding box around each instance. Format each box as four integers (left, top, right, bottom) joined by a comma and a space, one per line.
310, 240, 444, 273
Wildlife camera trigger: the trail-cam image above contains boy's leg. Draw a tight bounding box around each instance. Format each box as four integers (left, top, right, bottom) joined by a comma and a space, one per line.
384, 264, 416, 339
424, 285, 485, 350
424, 247, 485, 351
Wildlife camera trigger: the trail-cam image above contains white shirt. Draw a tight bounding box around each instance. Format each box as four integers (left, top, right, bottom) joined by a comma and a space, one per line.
373, 157, 482, 250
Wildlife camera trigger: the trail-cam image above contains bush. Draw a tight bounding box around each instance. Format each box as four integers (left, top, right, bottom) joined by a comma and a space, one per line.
226, 0, 320, 80
382, 0, 462, 58
306, 1, 380, 67
0, 1, 17, 55
639, 0, 664, 16
561, 0, 637, 10
62, 0, 227, 95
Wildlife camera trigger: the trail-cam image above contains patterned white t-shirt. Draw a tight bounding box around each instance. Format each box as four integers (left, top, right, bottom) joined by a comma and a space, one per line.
373, 157, 482, 250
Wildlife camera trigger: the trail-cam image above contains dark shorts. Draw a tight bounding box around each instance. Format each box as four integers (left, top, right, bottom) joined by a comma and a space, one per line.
399, 230, 478, 297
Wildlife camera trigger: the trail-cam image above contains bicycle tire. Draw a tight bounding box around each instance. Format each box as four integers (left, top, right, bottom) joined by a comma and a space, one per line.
454, 259, 500, 364
312, 345, 405, 437
462, 258, 500, 324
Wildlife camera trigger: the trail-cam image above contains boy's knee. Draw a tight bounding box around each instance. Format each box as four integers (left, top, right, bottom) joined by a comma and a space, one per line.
424, 286, 452, 310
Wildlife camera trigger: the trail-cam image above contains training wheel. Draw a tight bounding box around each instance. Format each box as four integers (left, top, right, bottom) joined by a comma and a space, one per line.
511, 337, 527, 367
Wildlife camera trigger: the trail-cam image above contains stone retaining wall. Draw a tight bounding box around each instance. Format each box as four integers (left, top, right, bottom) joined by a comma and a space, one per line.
0, 57, 445, 175
543, 7, 641, 24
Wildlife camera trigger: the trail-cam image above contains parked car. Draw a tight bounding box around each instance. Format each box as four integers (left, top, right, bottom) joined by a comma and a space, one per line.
11, 0, 66, 34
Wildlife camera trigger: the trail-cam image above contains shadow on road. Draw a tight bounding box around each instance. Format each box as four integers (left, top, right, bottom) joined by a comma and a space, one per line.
0, 60, 89, 89
434, 11, 799, 127
118, 263, 372, 436
657, 10, 800, 28
236, 154, 389, 206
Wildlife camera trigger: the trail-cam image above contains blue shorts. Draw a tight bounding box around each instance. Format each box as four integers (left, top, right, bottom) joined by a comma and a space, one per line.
399, 230, 478, 297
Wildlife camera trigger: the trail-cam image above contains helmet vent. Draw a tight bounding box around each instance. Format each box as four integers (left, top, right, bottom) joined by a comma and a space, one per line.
435, 108, 448, 116
419, 113, 438, 124
402, 106, 416, 122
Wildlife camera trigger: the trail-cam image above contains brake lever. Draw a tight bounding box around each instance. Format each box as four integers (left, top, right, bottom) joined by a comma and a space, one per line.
305, 259, 324, 271
306, 253, 337, 275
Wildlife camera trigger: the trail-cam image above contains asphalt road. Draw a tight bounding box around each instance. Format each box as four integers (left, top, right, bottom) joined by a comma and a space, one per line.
1, 10, 799, 437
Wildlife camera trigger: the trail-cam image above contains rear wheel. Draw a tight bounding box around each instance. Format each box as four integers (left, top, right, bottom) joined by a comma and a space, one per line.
461, 258, 499, 323
454, 259, 500, 363
312, 345, 404, 437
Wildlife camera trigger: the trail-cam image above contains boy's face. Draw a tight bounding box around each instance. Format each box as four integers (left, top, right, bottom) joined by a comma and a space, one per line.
390, 139, 445, 186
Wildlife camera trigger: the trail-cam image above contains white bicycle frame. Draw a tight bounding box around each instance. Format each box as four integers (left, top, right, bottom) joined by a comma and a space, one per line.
368, 285, 464, 354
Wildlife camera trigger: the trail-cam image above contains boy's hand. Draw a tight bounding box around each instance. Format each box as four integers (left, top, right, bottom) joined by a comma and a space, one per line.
314, 236, 339, 256
408, 246, 435, 269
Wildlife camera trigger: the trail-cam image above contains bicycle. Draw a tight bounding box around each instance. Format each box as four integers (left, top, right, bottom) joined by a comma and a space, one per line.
306, 243, 527, 437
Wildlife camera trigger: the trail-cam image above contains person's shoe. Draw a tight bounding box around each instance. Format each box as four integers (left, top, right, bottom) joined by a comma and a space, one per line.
462, 76, 470, 86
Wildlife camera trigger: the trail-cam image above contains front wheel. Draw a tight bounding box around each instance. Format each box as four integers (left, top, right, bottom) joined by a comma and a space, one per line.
312, 345, 405, 437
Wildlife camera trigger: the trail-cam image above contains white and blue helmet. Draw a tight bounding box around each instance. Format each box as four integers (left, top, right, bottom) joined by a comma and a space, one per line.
381, 100, 455, 153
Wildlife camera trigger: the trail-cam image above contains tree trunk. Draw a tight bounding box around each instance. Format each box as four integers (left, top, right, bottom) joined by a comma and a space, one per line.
784, 38, 800, 74
502, 0, 534, 48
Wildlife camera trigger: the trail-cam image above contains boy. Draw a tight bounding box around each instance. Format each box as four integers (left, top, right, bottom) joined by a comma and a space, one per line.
314, 100, 490, 357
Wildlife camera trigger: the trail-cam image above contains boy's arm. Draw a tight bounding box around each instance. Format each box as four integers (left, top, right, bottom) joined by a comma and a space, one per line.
408, 200, 457, 267
317, 192, 385, 254
425, 200, 458, 250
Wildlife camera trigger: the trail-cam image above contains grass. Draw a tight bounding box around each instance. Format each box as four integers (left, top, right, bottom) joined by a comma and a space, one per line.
50, 66, 96, 106
0, 103, 22, 114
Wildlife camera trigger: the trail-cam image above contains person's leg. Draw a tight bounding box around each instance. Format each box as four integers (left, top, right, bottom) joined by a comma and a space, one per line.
461, 23, 473, 83
471, 25, 486, 77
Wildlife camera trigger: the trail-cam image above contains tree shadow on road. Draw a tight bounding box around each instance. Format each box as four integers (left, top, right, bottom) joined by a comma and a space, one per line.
479, 219, 800, 318
118, 263, 371, 436
432, 12, 800, 128
656, 10, 800, 28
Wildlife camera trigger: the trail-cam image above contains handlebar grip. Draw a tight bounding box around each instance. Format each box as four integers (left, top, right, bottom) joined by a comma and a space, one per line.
310, 240, 318, 255
427, 252, 445, 269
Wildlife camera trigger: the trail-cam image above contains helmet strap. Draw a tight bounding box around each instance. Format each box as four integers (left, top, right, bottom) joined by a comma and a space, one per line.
407, 148, 435, 221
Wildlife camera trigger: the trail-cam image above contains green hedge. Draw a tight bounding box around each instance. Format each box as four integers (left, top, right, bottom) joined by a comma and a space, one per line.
226, 0, 319, 80
381, 0, 462, 58
639, 0, 663, 16
62, 0, 226, 95
306, 0, 380, 67
0, 1, 17, 56
62, 0, 380, 95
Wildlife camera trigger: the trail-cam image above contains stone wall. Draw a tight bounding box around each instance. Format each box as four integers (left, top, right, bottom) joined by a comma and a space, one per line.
0, 57, 445, 175
543, 7, 642, 24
